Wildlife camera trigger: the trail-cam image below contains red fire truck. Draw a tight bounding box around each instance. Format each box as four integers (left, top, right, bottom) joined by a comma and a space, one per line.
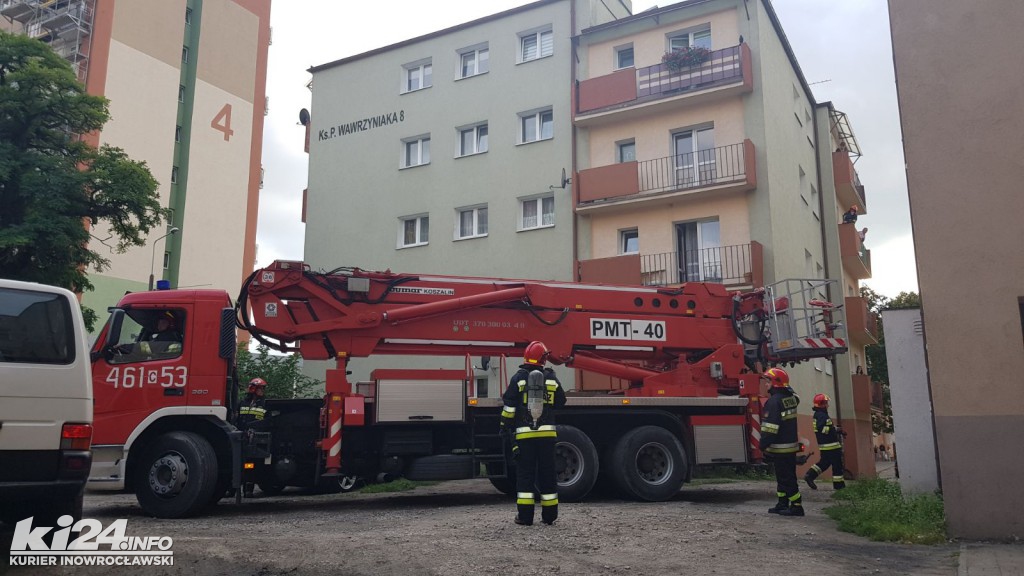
87, 261, 845, 518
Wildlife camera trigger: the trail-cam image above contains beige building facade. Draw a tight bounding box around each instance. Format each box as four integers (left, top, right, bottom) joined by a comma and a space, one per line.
889, 0, 1024, 539
1, 0, 270, 328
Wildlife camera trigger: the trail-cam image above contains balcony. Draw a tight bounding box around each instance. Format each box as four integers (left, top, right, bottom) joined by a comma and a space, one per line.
577, 140, 756, 212
578, 242, 763, 289
844, 296, 879, 345
870, 379, 884, 412
576, 44, 753, 124
851, 374, 873, 416
833, 150, 867, 213
838, 223, 871, 280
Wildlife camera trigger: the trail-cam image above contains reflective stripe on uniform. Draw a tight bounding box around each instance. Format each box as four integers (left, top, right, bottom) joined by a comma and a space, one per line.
517, 492, 535, 506
810, 465, 822, 474
761, 422, 780, 433
765, 442, 800, 454
788, 492, 802, 502
516, 425, 556, 434
516, 429, 558, 440
832, 476, 844, 483
540, 493, 558, 507
781, 409, 797, 421
819, 442, 842, 451
501, 406, 516, 418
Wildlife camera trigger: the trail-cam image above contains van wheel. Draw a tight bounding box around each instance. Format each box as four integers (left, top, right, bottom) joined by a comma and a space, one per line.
134, 432, 219, 518
555, 425, 599, 502
608, 426, 687, 502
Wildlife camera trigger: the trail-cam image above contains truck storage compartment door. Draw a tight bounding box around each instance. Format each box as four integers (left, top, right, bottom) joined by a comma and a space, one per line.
692, 415, 747, 464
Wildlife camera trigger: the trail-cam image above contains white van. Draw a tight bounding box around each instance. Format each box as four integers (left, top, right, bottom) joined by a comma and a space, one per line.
0, 279, 93, 525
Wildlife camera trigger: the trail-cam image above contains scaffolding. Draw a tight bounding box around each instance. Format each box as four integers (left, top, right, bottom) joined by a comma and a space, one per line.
1, 0, 95, 83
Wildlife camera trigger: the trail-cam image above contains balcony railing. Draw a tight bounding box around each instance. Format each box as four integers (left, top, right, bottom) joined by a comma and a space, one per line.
638, 45, 744, 99
639, 243, 761, 287
638, 142, 749, 196
576, 44, 752, 115
838, 223, 871, 279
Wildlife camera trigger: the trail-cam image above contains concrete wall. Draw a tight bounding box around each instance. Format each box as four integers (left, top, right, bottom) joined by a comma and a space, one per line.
889, 0, 1024, 539
882, 308, 938, 495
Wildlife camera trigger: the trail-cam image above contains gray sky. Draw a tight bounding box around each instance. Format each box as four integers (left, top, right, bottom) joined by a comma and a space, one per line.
257, 0, 918, 298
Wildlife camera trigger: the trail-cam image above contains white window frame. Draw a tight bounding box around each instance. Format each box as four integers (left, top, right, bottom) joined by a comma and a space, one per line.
620, 228, 639, 254
668, 27, 712, 52
519, 26, 553, 63
398, 215, 429, 248
617, 139, 636, 163
518, 107, 553, 144
518, 194, 555, 231
455, 205, 488, 240
457, 123, 488, 157
615, 43, 634, 69
401, 135, 431, 168
402, 59, 432, 94
458, 44, 489, 79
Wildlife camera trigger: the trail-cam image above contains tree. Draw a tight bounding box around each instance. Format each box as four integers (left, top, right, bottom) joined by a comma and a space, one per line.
862, 286, 920, 434
0, 32, 164, 329
235, 344, 323, 400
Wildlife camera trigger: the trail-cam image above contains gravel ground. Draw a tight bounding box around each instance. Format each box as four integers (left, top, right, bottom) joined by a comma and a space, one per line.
2, 477, 958, 576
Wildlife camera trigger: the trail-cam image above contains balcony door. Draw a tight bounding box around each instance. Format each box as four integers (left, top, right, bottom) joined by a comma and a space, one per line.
674, 127, 716, 189
676, 219, 721, 283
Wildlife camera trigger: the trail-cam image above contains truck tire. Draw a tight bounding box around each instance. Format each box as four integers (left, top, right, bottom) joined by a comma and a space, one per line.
608, 425, 687, 502
405, 455, 474, 481
134, 431, 219, 518
316, 474, 364, 494
555, 425, 599, 502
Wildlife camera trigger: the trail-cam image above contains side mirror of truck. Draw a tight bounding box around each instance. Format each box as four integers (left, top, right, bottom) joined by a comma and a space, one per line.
218, 307, 236, 360
91, 309, 125, 362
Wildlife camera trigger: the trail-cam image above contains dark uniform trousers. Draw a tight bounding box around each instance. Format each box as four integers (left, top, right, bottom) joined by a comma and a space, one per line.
774, 453, 799, 505
515, 437, 558, 525
807, 449, 846, 488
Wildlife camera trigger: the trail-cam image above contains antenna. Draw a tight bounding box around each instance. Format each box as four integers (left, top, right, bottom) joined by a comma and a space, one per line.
298, 108, 310, 126
807, 79, 832, 86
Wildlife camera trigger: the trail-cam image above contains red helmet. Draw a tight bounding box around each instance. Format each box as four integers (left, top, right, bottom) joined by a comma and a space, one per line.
523, 341, 549, 365
763, 367, 789, 387
813, 393, 830, 408
247, 377, 267, 393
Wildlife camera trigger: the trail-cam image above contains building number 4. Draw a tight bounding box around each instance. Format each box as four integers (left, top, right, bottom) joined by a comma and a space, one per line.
211, 103, 234, 141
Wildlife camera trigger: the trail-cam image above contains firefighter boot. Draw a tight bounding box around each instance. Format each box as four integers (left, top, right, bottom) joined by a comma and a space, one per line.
516, 494, 534, 526
804, 466, 820, 490
778, 495, 804, 517
541, 494, 558, 525
768, 493, 789, 514
832, 475, 846, 490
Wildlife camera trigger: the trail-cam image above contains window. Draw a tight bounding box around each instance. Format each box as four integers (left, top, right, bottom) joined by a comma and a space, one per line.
669, 28, 711, 51
520, 28, 553, 62
520, 195, 555, 230
185, 7, 192, 24
617, 140, 636, 163
520, 108, 553, 143
182, 46, 189, 63
402, 135, 430, 168
163, 252, 170, 270
399, 215, 429, 248
108, 309, 185, 364
175, 125, 182, 143
458, 123, 488, 157
178, 84, 186, 102
0, 287, 75, 365
676, 219, 721, 282
616, 45, 634, 69
456, 206, 488, 239
459, 45, 489, 78
673, 126, 715, 187
620, 229, 639, 254
403, 60, 432, 93
171, 166, 179, 184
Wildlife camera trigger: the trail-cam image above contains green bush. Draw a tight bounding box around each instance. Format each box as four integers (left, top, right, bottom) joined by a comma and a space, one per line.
824, 478, 946, 544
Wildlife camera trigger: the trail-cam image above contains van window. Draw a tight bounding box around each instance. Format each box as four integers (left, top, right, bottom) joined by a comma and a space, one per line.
0, 287, 76, 365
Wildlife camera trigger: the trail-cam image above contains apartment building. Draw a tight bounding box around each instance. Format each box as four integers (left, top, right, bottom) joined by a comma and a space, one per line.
303, 0, 878, 476
1, 0, 270, 327
568, 0, 875, 476
890, 1, 1024, 539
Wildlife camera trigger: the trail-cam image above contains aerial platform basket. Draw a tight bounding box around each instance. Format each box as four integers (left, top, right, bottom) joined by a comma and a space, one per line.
763, 278, 847, 361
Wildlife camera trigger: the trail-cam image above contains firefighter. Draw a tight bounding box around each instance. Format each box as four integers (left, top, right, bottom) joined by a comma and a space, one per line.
804, 393, 847, 490
238, 377, 268, 498
500, 341, 567, 526
760, 367, 804, 517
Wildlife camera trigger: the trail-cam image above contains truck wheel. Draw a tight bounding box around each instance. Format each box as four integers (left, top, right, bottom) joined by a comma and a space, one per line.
316, 475, 363, 494
555, 425, 599, 502
134, 431, 219, 518
608, 425, 687, 502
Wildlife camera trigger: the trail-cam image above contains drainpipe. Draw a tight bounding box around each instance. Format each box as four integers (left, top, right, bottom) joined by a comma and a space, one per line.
570, 0, 579, 280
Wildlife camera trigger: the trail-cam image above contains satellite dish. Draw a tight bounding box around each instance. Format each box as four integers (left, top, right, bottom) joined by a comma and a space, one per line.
298, 108, 310, 126
560, 167, 572, 189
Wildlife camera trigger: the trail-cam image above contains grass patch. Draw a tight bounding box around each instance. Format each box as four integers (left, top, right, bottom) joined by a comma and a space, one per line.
690, 465, 773, 485
355, 478, 437, 494
823, 478, 946, 544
